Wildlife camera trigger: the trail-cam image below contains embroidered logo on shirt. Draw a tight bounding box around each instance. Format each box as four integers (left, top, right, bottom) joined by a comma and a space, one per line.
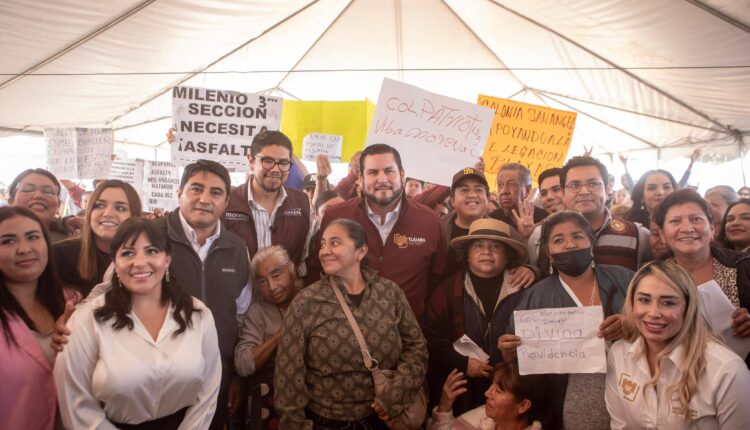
283, 208, 302, 217
610, 219, 626, 232
618, 373, 639, 401
222, 268, 236, 273
224, 211, 250, 221
393, 234, 427, 248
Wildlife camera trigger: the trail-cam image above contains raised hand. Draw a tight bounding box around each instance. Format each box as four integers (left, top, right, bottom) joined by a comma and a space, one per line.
437, 369, 468, 413
512, 194, 536, 239
316, 154, 332, 178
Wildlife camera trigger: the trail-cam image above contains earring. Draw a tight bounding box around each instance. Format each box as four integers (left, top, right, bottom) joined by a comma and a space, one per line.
166, 267, 171, 283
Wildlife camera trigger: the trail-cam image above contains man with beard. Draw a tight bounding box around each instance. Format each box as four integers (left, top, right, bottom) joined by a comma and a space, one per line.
306, 143, 447, 318
223, 131, 311, 268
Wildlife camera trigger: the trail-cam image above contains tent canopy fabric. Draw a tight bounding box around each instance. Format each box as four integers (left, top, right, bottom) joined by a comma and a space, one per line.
1, 0, 749, 162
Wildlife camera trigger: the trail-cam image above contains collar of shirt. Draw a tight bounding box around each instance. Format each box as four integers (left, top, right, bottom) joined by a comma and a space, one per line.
365, 197, 402, 243
627, 336, 687, 371
178, 210, 221, 261
247, 177, 288, 213
593, 208, 613, 236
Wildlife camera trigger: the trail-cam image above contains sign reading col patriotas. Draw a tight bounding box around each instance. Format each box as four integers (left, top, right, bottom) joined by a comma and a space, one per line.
365, 79, 494, 186
171, 85, 283, 171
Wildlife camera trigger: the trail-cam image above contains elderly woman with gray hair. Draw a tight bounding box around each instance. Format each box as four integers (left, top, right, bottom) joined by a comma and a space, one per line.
234, 245, 300, 428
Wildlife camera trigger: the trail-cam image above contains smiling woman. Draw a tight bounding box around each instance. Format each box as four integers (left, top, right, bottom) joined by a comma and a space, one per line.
54, 218, 221, 429
52, 180, 142, 297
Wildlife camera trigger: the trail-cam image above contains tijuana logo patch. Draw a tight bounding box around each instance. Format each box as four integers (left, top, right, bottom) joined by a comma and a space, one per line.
618, 373, 639, 402
610, 219, 626, 232
394, 234, 408, 249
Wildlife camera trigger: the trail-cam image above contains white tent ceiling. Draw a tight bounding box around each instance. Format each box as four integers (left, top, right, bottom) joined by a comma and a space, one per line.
1, 0, 749, 165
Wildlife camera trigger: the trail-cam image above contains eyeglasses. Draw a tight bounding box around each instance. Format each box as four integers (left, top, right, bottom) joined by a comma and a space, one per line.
470, 240, 504, 252
565, 181, 604, 193
17, 183, 59, 197
255, 156, 293, 172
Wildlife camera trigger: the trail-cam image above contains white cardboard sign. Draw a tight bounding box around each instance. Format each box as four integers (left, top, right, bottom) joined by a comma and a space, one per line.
141, 161, 179, 213
365, 78, 494, 185
301, 133, 343, 162
108, 157, 144, 195
171, 85, 283, 171
514, 306, 606, 375
45, 128, 113, 179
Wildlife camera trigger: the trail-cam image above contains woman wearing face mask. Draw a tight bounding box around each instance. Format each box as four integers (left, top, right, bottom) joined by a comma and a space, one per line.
606, 260, 750, 429
625, 170, 678, 228
234, 245, 300, 428
54, 218, 221, 429
53, 180, 142, 297
498, 211, 634, 430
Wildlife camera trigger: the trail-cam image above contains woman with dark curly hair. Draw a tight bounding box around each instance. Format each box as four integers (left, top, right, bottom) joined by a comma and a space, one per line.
54, 218, 221, 429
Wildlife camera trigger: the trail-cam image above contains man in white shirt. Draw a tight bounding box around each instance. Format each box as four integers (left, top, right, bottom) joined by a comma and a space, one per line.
155, 159, 251, 430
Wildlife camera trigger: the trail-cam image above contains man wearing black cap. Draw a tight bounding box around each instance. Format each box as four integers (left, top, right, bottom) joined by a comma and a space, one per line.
441, 167, 490, 278
155, 159, 251, 430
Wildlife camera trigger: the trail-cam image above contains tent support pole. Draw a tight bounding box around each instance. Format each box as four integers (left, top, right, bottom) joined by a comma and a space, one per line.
532, 88, 729, 134
0, 0, 156, 92
107, 0, 321, 125
485, 0, 733, 134
536, 91, 658, 149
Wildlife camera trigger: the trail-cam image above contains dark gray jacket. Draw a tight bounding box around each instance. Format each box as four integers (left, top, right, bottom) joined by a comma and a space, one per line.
155, 211, 250, 379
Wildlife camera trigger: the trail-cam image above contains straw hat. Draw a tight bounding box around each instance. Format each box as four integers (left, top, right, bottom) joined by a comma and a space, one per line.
449, 218, 527, 260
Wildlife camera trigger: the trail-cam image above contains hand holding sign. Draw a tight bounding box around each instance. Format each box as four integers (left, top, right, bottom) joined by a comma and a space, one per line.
514, 306, 606, 375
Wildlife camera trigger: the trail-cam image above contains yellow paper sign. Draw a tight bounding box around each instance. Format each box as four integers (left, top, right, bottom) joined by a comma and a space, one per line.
281, 100, 375, 162
478, 95, 577, 189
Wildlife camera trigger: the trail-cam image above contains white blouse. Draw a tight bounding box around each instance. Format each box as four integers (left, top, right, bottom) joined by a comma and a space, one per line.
54, 294, 221, 430
606, 337, 750, 429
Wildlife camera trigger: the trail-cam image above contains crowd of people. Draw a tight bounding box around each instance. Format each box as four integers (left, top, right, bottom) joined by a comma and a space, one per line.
2, 129, 750, 430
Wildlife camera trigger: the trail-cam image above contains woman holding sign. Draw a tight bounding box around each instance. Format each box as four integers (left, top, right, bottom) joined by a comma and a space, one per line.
53, 180, 142, 297
423, 218, 535, 415
606, 260, 750, 429
498, 211, 633, 430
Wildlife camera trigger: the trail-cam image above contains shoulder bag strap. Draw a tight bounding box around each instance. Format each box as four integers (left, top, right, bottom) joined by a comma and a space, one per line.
329, 280, 376, 369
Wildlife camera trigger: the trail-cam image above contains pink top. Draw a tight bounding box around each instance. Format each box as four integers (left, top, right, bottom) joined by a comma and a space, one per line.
0, 312, 57, 430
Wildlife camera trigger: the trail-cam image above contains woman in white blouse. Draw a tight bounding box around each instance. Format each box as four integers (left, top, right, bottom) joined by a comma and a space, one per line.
606, 260, 750, 429
54, 218, 221, 429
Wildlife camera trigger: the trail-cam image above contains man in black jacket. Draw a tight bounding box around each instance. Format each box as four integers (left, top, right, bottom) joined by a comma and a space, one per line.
155, 159, 250, 430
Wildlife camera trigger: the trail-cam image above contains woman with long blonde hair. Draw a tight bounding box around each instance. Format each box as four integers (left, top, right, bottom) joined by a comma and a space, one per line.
606, 260, 750, 429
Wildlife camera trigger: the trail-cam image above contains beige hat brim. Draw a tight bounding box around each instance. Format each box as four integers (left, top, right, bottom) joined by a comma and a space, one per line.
450, 234, 527, 261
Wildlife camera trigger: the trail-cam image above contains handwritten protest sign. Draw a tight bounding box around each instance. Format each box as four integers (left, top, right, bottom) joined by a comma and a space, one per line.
366, 79, 494, 186
45, 128, 113, 179
478, 96, 576, 189
172, 85, 282, 171
301, 133, 343, 162
141, 161, 179, 213
282, 100, 374, 163
108, 158, 144, 195
514, 306, 605, 375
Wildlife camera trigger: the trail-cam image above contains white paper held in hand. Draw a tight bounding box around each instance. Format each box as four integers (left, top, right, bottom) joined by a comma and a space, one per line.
452, 334, 490, 362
